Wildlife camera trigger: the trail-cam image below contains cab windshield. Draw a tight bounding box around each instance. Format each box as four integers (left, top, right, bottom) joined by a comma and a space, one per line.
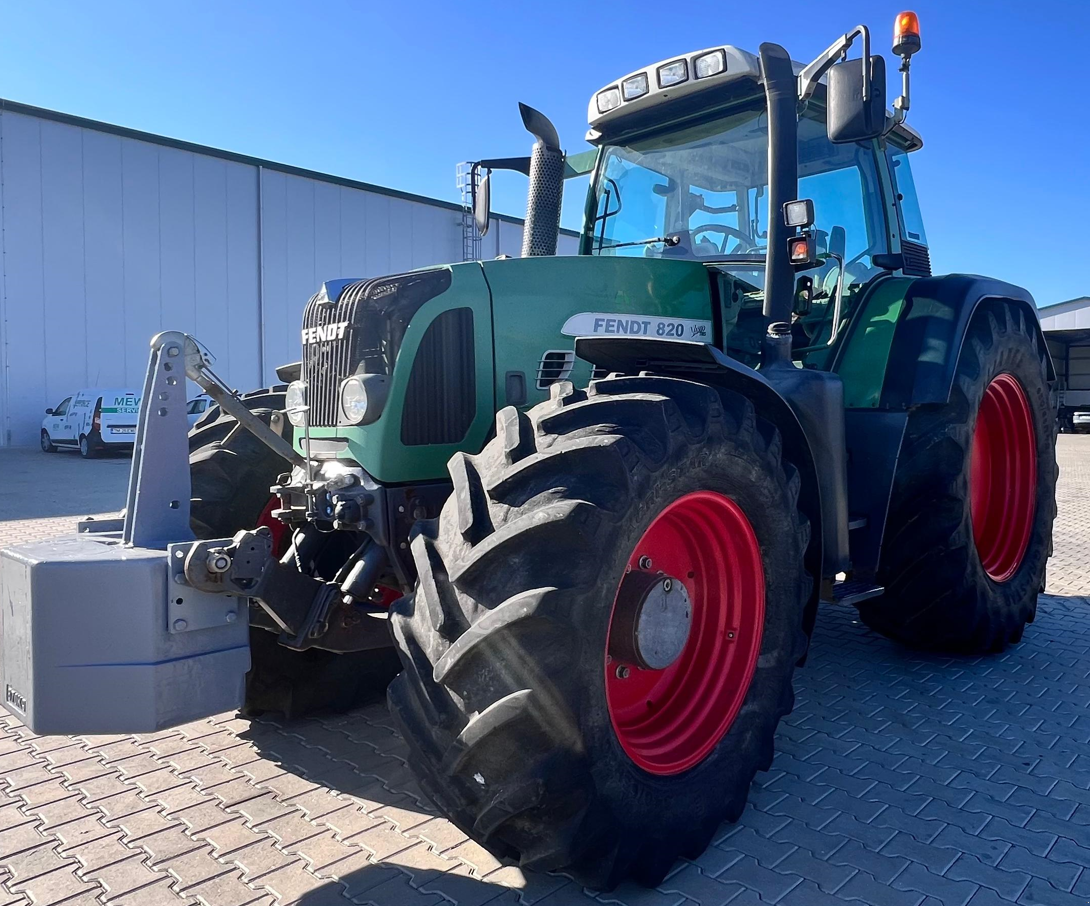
585, 103, 888, 303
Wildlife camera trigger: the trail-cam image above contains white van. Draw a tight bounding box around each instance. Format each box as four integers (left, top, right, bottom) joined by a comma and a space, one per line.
187, 395, 214, 427
41, 389, 141, 458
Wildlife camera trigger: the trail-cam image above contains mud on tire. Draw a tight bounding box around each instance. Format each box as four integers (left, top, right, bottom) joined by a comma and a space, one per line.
387, 375, 811, 888
861, 303, 1058, 651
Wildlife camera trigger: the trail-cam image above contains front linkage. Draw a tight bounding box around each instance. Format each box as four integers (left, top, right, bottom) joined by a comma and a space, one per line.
0, 330, 417, 734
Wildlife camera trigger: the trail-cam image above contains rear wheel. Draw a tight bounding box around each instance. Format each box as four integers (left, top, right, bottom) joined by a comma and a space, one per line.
78, 434, 96, 459
188, 387, 400, 718
41, 430, 55, 453
388, 376, 810, 887
861, 304, 1057, 650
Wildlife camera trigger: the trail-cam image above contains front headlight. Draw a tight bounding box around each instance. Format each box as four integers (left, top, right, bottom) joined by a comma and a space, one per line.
339, 374, 389, 426
285, 380, 307, 427
340, 377, 369, 425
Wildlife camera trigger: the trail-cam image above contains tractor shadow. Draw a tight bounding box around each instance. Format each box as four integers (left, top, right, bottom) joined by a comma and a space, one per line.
243, 593, 1090, 904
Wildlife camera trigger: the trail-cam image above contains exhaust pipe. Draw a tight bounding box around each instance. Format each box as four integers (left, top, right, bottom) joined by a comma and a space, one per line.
519, 103, 563, 257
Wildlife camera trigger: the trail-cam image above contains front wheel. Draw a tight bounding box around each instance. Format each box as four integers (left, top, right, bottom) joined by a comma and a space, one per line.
388, 376, 810, 888
41, 430, 55, 453
861, 304, 1057, 650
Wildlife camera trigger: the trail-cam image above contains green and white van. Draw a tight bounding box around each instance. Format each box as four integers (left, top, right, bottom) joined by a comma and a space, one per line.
41, 389, 141, 458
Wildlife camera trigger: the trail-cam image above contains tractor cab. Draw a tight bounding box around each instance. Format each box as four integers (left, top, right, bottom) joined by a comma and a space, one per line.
580, 35, 928, 368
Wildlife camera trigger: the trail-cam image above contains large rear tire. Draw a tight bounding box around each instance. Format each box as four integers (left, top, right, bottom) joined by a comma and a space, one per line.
861, 304, 1057, 651
188, 387, 399, 718
388, 376, 810, 888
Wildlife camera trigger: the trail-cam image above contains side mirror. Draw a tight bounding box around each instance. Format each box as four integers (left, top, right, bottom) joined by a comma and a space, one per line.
473, 171, 491, 236
827, 54, 886, 143
45, 408, 53, 415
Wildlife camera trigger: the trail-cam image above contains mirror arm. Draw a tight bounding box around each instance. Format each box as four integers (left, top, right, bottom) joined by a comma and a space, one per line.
797, 24, 870, 103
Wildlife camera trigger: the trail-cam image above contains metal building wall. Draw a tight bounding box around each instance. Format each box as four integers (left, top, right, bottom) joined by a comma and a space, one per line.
0, 103, 578, 447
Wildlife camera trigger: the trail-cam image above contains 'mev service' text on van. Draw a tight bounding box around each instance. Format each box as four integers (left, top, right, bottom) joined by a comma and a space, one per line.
41, 389, 141, 458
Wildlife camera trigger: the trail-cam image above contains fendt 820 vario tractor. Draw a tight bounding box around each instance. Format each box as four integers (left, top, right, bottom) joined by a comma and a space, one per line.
1, 14, 1058, 887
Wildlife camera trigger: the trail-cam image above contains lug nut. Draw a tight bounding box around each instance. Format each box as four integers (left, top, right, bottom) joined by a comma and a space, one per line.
615, 665, 631, 679
638, 556, 652, 570
663, 578, 673, 592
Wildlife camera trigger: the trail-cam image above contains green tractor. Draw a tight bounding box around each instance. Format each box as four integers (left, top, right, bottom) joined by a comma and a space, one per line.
0, 12, 1058, 888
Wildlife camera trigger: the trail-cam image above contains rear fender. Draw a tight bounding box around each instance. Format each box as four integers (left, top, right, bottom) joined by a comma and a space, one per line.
876, 275, 1055, 409
576, 336, 826, 643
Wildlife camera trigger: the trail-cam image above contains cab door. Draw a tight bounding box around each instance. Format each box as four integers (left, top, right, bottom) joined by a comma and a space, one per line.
48, 397, 74, 442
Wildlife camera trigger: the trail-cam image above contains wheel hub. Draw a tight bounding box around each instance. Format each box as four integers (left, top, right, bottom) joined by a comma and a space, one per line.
609, 570, 692, 670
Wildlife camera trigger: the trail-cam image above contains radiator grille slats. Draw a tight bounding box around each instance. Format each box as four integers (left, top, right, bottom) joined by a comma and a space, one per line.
299, 269, 452, 428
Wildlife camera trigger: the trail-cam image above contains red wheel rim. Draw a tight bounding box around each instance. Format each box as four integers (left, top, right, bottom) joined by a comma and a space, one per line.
970, 373, 1037, 582
605, 490, 765, 776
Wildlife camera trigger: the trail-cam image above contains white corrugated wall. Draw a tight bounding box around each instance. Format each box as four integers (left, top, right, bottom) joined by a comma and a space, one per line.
0, 106, 579, 446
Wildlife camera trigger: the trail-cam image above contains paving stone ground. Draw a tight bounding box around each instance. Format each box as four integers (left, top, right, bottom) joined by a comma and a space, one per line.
0, 437, 1087, 906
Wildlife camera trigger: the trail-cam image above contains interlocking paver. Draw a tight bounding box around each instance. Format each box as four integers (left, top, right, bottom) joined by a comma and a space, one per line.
1, 428, 1089, 906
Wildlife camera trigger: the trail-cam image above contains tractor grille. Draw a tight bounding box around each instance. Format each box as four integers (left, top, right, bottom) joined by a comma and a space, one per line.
300, 269, 451, 427
901, 240, 932, 277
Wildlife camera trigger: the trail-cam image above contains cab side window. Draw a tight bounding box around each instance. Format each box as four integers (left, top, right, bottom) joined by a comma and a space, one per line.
53, 397, 72, 417
887, 148, 928, 245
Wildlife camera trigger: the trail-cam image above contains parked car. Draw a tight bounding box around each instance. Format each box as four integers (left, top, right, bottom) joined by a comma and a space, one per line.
1074, 411, 1090, 434
187, 395, 213, 428
41, 389, 141, 458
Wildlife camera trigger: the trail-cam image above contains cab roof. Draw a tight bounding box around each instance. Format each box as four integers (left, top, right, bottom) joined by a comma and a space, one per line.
587, 44, 922, 151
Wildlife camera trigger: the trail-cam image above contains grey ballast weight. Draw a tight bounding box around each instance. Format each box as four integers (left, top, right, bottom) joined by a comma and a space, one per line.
0, 537, 248, 734
0, 330, 254, 734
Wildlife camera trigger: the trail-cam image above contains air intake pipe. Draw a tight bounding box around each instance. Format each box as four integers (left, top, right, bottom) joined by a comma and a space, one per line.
519, 103, 564, 257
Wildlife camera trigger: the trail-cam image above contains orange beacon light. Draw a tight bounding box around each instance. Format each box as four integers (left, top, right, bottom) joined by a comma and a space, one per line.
894, 11, 922, 58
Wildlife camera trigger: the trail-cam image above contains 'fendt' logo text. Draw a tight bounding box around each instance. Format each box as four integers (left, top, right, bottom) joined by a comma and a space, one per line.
302, 322, 349, 345
5, 684, 27, 714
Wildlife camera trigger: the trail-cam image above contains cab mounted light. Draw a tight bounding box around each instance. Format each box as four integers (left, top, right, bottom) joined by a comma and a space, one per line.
622, 73, 649, 100
788, 234, 818, 269
596, 87, 622, 114
783, 199, 815, 229
657, 59, 688, 88
890, 11, 921, 127
694, 50, 726, 79
893, 11, 921, 57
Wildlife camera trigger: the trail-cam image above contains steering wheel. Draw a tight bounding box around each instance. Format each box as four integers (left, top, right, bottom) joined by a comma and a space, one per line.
690, 224, 754, 254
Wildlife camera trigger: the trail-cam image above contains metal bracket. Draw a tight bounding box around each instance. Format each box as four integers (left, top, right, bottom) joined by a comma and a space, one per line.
182, 336, 304, 469
123, 331, 197, 549
166, 541, 243, 634
797, 24, 870, 103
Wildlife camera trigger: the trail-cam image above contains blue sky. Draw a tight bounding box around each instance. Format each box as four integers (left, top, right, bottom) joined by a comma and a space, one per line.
1, 0, 1086, 305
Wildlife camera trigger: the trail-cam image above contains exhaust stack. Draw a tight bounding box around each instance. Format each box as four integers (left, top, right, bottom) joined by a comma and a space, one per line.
519, 103, 563, 257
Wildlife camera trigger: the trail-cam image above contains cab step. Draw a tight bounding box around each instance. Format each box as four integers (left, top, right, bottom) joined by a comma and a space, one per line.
823, 580, 884, 606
